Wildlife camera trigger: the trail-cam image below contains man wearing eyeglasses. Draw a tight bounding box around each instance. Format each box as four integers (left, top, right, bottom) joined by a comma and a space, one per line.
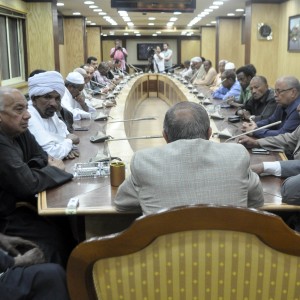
27, 71, 80, 160
242, 76, 300, 138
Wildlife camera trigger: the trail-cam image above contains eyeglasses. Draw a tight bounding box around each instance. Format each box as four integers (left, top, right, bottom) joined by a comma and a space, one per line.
274, 87, 294, 95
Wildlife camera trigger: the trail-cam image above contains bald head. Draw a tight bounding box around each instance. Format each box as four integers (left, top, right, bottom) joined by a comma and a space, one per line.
163, 102, 211, 143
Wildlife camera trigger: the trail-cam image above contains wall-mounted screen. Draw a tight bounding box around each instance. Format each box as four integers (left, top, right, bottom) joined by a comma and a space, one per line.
137, 43, 163, 60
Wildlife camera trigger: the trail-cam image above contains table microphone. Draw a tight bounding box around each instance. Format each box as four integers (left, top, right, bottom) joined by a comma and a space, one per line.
90, 80, 107, 88
224, 120, 282, 142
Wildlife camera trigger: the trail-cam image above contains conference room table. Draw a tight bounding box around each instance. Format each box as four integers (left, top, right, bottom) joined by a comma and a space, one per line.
38, 73, 299, 236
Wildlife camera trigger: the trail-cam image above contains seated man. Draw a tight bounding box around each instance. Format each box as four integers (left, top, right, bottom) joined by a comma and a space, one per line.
212, 70, 241, 100
238, 116, 300, 204
61, 71, 96, 120
242, 76, 300, 138
210, 59, 228, 92
236, 76, 277, 121
0, 233, 69, 300
28, 71, 80, 160
114, 102, 263, 215
0, 87, 75, 267
183, 57, 203, 82
228, 65, 255, 106
193, 60, 217, 86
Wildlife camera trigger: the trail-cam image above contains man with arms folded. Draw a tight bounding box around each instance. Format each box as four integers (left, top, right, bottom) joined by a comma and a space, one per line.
114, 102, 263, 215
28, 71, 80, 160
0, 87, 75, 267
236, 76, 277, 121
239, 107, 300, 204
242, 76, 300, 138
61, 71, 96, 120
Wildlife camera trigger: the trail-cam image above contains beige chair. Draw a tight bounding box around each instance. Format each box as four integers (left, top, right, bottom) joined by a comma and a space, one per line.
67, 205, 300, 300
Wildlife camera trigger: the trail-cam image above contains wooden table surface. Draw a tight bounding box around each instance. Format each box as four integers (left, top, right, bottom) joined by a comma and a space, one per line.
38, 74, 300, 217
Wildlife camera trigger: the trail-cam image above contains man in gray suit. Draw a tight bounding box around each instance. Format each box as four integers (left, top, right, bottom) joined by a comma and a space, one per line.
239, 120, 300, 204
114, 102, 264, 215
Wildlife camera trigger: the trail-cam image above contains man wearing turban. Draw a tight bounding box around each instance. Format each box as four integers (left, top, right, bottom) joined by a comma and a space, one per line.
28, 71, 80, 160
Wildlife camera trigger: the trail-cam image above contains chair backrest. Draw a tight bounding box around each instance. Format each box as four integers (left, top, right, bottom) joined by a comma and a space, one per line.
67, 205, 300, 300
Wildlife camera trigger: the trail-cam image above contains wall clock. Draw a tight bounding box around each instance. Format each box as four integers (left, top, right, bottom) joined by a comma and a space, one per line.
257, 23, 273, 40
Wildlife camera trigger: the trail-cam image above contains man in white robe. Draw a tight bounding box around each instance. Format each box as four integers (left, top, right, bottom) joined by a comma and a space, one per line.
28, 71, 80, 160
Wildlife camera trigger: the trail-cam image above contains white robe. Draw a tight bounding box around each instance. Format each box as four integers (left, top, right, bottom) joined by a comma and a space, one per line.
61, 88, 96, 121
28, 101, 73, 159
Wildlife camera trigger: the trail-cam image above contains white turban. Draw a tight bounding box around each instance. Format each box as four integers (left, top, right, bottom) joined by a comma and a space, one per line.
66, 72, 85, 84
28, 71, 65, 99
191, 57, 202, 63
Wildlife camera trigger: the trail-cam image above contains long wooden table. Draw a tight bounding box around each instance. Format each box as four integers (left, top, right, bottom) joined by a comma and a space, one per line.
38, 74, 300, 236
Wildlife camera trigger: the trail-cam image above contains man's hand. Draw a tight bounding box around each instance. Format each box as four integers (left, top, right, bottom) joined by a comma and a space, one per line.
14, 247, 45, 267
226, 97, 242, 108
0, 233, 38, 256
67, 133, 80, 145
241, 121, 257, 133
237, 109, 251, 121
251, 163, 264, 175
48, 157, 65, 170
238, 136, 259, 148
65, 150, 80, 160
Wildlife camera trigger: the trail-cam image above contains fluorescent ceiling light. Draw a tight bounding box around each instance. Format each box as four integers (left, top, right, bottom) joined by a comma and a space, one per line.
57, 2, 64, 6
84, 1, 94, 4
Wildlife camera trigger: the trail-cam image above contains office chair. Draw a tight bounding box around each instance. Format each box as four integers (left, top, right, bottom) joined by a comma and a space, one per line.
67, 204, 300, 300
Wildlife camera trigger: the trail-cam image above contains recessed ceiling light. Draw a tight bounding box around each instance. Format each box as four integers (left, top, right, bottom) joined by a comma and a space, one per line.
134, 31, 139, 33
170, 17, 177, 22
123, 17, 131, 22
213, 1, 223, 5
86, 20, 91, 23
98, 12, 107, 15
124, 33, 129, 35
204, 9, 213, 12
227, 13, 235, 16
210, 6, 219, 9
93, 9, 102, 12
136, 33, 141, 36
84, 1, 94, 4
91, 23, 96, 25
73, 12, 81, 15
127, 22, 134, 27
211, 21, 216, 24
148, 17, 156, 20
236, 8, 244, 12
174, 12, 182, 15
57, 2, 64, 6
152, 33, 157, 36
148, 23, 154, 26
156, 31, 161, 34
103, 33, 107, 36
166, 22, 174, 27
89, 5, 98, 9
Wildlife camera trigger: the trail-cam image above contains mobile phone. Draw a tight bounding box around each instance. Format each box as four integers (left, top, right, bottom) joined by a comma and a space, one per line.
74, 127, 89, 131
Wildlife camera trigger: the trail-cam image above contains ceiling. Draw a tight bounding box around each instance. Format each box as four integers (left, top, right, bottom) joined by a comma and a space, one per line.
57, 0, 248, 37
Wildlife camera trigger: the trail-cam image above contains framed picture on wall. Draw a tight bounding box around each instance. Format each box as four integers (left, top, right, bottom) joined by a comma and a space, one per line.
288, 15, 300, 52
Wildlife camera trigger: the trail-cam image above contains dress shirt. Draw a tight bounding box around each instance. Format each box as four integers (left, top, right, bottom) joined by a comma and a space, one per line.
163, 49, 173, 69
253, 95, 300, 138
212, 80, 241, 100
193, 67, 217, 86
262, 161, 281, 176
153, 53, 165, 73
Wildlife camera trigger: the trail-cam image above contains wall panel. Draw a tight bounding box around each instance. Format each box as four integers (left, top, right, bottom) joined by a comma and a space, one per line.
201, 26, 216, 68
0, 0, 26, 13
218, 18, 244, 69
63, 17, 85, 73
26, 2, 55, 74
87, 27, 101, 61
181, 40, 201, 63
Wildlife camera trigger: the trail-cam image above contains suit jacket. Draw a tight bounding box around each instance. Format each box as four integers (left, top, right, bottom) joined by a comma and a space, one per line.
114, 139, 264, 214
258, 125, 300, 176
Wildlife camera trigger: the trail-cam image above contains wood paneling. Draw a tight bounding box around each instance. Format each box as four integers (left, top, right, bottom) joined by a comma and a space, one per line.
250, 3, 280, 86
26, 2, 55, 73
218, 18, 245, 69
201, 26, 216, 68
63, 17, 85, 73
102, 40, 115, 62
180, 39, 201, 63
0, 0, 26, 12
87, 26, 101, 62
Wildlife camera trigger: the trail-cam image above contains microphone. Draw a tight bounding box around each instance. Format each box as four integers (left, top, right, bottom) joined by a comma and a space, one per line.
90, 80, 107, 88
167, 66, 181, 73
85, 87, 108, 96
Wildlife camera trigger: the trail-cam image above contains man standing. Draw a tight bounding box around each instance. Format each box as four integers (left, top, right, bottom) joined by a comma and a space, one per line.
0, 87, 74, 266
236, 76, 277, 121
242, 76, 300, 138
114, 102, 263, 214
153, 46, 165, 73
162, 43, 173, 72
110, 39, 128, 71
28, 71, 80, 160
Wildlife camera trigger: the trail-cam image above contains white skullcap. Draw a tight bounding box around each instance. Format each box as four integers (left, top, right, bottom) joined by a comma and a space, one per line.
66, 72, 85, 84
191, 57, 202, 63
73, 68, 87, 76
225, 62, 235, 70
28, 71, 65, 99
